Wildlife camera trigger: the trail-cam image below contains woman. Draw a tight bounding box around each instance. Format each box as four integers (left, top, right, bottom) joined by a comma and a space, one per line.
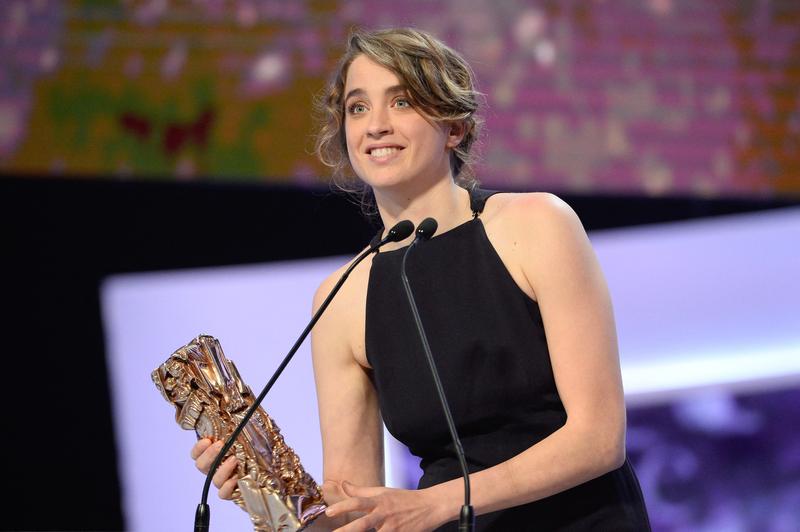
193, 27, 650, 531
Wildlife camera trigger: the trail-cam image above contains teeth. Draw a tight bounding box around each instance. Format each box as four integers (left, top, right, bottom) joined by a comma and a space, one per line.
370, 147, 398, 158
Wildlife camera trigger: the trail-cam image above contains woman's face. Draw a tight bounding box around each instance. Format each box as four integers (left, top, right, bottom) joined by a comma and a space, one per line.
343, 55, 461, 191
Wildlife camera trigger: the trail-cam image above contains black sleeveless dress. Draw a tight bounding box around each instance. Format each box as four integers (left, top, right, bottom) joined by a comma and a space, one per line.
365, 189, 651, 531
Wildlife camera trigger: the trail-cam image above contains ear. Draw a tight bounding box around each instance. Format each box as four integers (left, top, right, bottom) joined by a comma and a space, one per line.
445, 120, 467, 149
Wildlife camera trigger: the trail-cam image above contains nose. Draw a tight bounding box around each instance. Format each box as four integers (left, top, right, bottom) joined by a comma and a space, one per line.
366, 105, 392, 138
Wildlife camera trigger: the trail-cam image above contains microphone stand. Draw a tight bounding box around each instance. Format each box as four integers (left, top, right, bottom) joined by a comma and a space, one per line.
194, 220, 414, 532
400, 218, 475, 532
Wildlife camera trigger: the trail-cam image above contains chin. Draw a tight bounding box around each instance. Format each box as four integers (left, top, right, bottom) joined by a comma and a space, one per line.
357, 170, 413, 190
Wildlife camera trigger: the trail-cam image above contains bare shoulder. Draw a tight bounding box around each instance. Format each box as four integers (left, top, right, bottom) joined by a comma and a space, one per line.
481, 192, 593, 301
313, 246, 370, 308
313, 257, 352, 312
484, 192, 589, 256
488, 192, 583, 234
312, 246, 372, 367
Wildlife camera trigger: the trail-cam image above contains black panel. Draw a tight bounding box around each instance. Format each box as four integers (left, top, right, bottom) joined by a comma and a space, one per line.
1, 177, 371, 532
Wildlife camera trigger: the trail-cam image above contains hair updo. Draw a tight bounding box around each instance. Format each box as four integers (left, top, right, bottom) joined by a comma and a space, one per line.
314, 27, 483, 216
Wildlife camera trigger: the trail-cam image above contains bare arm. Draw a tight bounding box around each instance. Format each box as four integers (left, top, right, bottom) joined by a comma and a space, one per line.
189, 258, 384, 511
328, 193, 627, 530
420, 193, 626, 519
311, 261, 385, 504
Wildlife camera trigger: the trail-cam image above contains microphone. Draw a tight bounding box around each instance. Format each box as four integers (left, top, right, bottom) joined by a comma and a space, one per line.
400, 217, 475, 532
194, 219, 414, 532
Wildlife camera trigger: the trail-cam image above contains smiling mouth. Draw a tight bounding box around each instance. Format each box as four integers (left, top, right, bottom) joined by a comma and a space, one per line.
368, 146, 404, 158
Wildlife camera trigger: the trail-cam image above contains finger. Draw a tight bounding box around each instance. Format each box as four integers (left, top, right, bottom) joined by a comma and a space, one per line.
341, 480, 383, 498
322, 479, 342, 492
333, 513, 378, 532
321, 480, 345, 504
195, 440, 224, 473
212, 456, 239, 489
218, 475, 239, 500
190, 438, 213, 460
326, 496, 374, 518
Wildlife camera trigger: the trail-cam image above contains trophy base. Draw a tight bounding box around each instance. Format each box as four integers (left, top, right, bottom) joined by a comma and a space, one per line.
301, 513, 343, 531
238, 476, 339, 531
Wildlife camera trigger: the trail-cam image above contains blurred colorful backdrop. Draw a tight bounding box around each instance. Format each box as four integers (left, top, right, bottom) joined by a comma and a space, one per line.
2, 0, 799, 196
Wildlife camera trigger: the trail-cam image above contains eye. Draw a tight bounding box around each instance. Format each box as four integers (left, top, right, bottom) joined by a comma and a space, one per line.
394, 97, 411, 109
347, 102, 368, 115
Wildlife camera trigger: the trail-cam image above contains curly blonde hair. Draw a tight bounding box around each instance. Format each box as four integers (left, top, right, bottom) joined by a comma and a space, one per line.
314, 27, 483, 214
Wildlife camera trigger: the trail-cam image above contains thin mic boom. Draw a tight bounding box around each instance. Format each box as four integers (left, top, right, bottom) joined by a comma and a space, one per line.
400, 218, 475, 532
194, 219, 413, 532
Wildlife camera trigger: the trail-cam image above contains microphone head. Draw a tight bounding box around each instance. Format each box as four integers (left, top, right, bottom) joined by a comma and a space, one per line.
416, 217, 438, 241
387, 220, 414, 242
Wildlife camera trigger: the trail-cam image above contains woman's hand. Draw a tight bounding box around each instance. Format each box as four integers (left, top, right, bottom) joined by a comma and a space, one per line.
322, 479, 351, 506
190, 438, 239, 499
325, 481, 446, 532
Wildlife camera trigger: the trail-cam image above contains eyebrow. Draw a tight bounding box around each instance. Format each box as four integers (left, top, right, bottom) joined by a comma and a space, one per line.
344, 84, 407, 102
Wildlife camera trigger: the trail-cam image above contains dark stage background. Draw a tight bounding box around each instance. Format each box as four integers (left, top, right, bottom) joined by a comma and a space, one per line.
3, 176, 797, 531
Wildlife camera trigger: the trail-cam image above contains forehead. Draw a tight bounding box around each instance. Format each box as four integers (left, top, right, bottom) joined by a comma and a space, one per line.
344, 55, 402, 96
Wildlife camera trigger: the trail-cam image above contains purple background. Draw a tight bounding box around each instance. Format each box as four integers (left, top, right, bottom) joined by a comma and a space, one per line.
2, 0, 799, 197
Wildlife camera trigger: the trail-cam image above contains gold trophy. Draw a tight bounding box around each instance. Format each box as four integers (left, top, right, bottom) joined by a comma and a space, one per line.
152, 335, 334, 531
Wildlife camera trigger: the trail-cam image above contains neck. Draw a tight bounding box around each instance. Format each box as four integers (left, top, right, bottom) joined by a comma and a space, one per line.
374, 178, 472, 248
